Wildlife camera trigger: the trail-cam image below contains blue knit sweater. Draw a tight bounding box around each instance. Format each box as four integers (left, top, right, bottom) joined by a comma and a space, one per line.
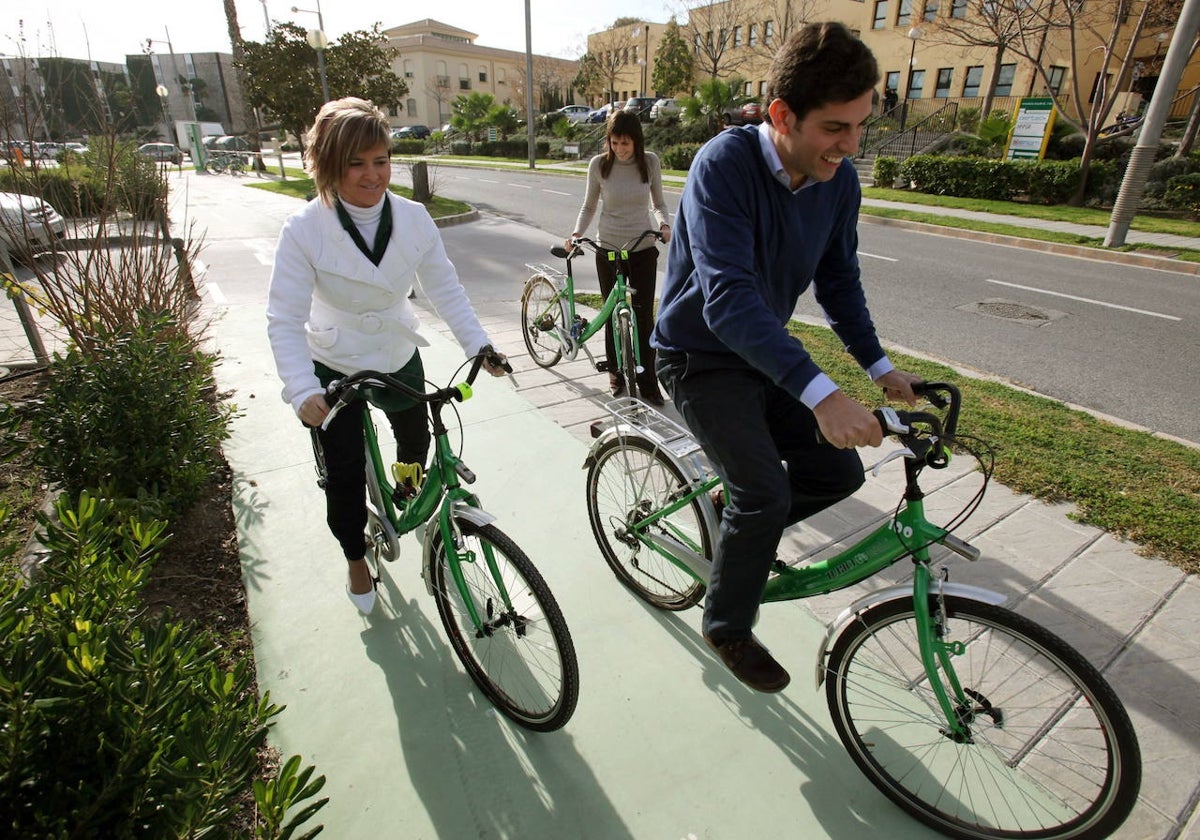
651, 126, 887, 405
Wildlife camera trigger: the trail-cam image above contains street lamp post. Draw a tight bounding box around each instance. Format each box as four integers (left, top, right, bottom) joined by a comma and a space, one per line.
146, 29, 195, 123
902, 26, 922, 130
155, 83, 177, 145
291, 3, 330, 103
260, 0, 272, 37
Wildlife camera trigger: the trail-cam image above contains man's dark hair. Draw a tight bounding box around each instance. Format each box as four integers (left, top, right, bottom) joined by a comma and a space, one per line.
765, 22, 880, 123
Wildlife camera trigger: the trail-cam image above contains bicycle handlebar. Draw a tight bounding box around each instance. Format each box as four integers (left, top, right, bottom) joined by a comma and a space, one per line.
551, 229, 665, 261
320, 346, 511, 430
873, 382, 960, 469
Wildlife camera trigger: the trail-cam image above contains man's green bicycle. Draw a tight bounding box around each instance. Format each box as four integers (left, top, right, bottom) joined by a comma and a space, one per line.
583, 382, 1140, 839
314, 350, 579, 731
521, 229, 663, 401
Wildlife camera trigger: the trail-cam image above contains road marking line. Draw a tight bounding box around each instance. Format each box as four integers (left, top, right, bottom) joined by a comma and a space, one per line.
858, 251, 897, 262
507, 183, 532, 189
543, 189, 572, 196
206, 282, 227, 305
985, 278, 1181, 321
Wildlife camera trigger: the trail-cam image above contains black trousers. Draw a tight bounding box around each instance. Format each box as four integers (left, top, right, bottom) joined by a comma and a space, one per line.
311, 356, 429, 561
595, 246, 658, 385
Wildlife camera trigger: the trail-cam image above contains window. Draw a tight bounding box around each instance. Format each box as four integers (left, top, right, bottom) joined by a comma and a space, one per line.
935, 68, 953, 97
995, 62, 1016, 96
759, 80, 767, 95
734, 26, 743, 46
885, 70, 901, 95
749, 23, 759, 46
951, 0, 967, 17
388, 105, 398, 117
923, 0, 940, 20
908, 69, 925, 98
744, 80, 753, 95
874, 0, 891, 28
963, 65, 983, 96
478, 66, 487, 82
1089, 72, 1111, 103
498, 68, 506, 84
695, 33, 703, 53
406, 98, 417, 116
764, 20, 775, 46
622, 48, 629, 65
403, 60, 414, 79
437, 60, 447, 76
459, 78, 471, 90
1047, 65, 1066, 95
898, 0, 913, 26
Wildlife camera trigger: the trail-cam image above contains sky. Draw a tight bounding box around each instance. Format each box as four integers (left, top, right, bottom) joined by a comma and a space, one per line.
1, 0, 678, 65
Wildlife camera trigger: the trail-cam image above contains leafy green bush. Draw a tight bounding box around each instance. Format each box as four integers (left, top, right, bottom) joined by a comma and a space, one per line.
29, 314, 233, 519
474, 139, 550, 157
661, 142, 704, 171
957, 107, 981, 133
1144, 155, 1200, 199
1163, 172, 1200, 216
978, 111, 1013, 147
0, 493, 326, 837
1025, 160, 1083, 204
391, 139, 426, 155
0, 140, 165, 220
872, 155, 900, 188
450, 140, 473, 155
900, 155, 1025, 199
941, 133, 996, 157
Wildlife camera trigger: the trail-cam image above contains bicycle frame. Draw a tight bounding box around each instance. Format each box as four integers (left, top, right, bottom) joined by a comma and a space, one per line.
594, 397, 986, 740
351, 390, 519, 635
526, 243, 642, 368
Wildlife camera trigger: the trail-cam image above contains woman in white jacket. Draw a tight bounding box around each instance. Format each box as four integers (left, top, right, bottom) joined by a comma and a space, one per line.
267, 98, 506, 615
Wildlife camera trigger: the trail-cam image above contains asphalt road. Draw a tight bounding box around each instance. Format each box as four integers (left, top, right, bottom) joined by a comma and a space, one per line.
391, 161, 1200, 445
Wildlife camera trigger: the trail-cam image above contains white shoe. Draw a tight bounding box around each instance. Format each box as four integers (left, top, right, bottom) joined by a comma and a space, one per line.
346, 582, 376, 615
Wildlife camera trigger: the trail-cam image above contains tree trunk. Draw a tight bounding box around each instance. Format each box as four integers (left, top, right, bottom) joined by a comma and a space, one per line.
1177, 90, 1200, 156
222, 0, 266, 171
981, 46, 1005, 121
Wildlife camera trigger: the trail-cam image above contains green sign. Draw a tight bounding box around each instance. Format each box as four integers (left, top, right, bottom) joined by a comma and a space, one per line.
1006, 97, 1056, 161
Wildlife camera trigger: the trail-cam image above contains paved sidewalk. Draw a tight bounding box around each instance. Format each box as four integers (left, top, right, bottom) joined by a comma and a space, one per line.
2, 169, 1198, 838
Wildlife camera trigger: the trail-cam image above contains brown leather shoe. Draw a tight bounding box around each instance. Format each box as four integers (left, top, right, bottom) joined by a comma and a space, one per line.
703, 633, 790, 693
609, 373, 626, 397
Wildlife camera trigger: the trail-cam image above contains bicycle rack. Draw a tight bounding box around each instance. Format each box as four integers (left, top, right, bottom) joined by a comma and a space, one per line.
600, 397, 704, 461
525, 263, 567, 286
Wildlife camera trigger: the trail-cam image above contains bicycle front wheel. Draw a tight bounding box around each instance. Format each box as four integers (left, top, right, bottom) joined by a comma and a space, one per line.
586, 436, 708, 610
430, 519, 578, 731
616, 308, 639, 400
520, 275, 564, 368
825, 596, 1140, 840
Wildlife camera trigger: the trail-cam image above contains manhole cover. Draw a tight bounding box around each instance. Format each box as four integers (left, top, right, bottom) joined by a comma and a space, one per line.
956, 298, 1066, 326
977, 301, 1049, 321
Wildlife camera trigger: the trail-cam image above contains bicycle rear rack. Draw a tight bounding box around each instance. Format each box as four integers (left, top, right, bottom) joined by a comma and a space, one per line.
525, 263, 567, 286
597, 397, 703, 460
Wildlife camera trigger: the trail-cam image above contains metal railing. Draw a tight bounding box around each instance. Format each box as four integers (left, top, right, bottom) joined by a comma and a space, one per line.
859, 101, 959, 161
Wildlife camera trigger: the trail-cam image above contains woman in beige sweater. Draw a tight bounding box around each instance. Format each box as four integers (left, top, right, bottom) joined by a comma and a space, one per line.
568, 110, 671, 404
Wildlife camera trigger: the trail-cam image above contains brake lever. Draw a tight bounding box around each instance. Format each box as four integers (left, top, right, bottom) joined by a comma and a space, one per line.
867, 447, 916, 477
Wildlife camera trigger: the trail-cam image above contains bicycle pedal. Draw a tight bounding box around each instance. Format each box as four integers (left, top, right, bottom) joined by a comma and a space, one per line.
595, 361, 611, 373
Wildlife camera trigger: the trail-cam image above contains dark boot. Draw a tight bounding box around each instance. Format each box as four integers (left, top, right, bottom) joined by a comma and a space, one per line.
609, 373, 626, 397
637, 373, 665, 407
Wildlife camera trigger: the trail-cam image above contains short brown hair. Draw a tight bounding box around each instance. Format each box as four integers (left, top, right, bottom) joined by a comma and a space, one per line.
765, 22, 880, 124
304, 97, 391, 205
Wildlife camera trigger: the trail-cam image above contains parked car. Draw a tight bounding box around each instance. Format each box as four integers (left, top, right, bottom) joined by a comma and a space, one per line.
723, 101, 763, 126
585, 102, 623, 124
0, 191, 66, 263
623, 96, 658, 120
393, 124, 431, 140
650, 98, 680, 121
137, 142, 183, 165
554, 105, 592, 124
62, 142, 88, 155
35, 142, 63, 160
211, 135, 251, 151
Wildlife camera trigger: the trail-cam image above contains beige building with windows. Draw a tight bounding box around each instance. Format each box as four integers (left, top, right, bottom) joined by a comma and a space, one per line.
587, 1, 1197, 125
382, 19, 580, 128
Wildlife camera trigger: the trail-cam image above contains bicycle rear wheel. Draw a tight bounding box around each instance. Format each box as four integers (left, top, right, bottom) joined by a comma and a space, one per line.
585, 436, 708, 610
520, 275, 564, 368
825, 596, 1140, 840
616, 308, 639, 400
430, 519, 579, 731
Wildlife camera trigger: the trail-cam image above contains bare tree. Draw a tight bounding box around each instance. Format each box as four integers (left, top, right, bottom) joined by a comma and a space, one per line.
990, 0, 1180, 203
744, 0, 830, 63
674, 0, 753, 79
425, 75, 454, 125
222, 0, 265, 170
580, 28, 633, 103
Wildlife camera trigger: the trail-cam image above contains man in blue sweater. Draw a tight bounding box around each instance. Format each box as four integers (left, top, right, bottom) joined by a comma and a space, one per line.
651, 22, 922, 693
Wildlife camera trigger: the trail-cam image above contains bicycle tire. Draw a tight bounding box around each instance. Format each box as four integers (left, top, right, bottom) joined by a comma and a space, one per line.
430, 519, 579, 731
616, 308, 639, 400
520, 275, 564, 368
585, 436, 708, 610
825, 596, 1140, 840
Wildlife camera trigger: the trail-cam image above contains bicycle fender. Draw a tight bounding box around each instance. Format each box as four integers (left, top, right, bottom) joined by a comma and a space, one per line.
813, 582, 1007, 688
419, 503, 497, 596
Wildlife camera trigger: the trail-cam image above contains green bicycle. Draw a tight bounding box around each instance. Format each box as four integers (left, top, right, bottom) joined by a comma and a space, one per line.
521, 229, 663, 401
314, 350, 579, 731
583, 383, 1140, 839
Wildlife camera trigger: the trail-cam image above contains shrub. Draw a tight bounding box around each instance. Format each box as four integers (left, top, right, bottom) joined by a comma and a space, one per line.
661, 142, 704, 171
872, 156, 900, 188
900, 155, 1024, 200
391, 138, 426, 155
942, 133, 995, 158
1163, 172, 1200, 216
1025, 160, 1083, 204
1144, 156, 1200, 199
0, 494, 327, 836
450, 140, 473, 155
29, 314, 234, 519
957, 107, 981, 133
475, 139, 550, 158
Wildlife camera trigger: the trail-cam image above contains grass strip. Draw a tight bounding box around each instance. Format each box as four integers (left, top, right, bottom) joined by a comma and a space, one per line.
246, 174, 472, 219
